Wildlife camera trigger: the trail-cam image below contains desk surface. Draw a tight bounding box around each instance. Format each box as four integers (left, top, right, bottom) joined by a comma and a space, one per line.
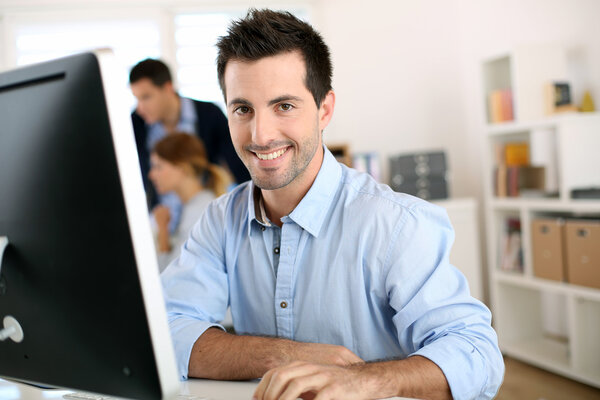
0, 378, 416, 400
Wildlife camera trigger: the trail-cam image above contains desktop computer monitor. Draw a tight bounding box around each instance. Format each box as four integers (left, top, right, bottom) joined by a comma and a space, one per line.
0, 50, 179, 399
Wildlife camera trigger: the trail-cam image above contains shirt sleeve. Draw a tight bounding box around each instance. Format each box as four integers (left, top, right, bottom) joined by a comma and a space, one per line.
160, 200, 229, 380
385, 202, 504, 400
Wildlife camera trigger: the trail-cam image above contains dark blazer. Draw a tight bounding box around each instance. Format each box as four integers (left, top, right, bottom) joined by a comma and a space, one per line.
132, 99, 250, 208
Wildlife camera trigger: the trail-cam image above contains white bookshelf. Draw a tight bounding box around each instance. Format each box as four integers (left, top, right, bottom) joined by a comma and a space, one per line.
482, 48, 600, 388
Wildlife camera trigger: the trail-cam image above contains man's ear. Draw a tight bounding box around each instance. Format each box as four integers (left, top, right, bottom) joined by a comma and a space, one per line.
318, 90, 335, 132
162, 81, 175, 94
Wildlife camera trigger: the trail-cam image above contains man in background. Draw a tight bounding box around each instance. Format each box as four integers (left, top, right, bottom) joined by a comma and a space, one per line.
129, 59, 249, 227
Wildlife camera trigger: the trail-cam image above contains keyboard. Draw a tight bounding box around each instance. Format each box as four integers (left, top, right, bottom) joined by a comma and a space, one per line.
63, 393, 212, 400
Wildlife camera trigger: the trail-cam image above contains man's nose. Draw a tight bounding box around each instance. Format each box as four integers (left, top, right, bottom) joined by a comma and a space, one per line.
136, 101, 147, 117
251, 110, 278, 146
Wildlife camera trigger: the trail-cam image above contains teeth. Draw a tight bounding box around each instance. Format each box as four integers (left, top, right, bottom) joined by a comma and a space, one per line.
256, 148, 287, 160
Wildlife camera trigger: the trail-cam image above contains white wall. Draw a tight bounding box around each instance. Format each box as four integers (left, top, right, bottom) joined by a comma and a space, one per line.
314, 0, 466, 190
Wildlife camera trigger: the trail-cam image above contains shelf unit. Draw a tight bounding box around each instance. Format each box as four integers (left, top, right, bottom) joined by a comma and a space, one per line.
482, 49, 600, 388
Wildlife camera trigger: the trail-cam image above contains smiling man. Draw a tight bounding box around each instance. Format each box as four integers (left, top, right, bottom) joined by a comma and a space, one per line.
161, 9, 504, 400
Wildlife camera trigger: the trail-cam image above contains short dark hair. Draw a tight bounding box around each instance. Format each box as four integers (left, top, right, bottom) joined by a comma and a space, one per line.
216, 8, 332, 107
129, 58, 172, 86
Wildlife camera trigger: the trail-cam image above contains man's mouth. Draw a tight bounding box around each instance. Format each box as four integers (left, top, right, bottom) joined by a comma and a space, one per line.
254, 147, 288, 161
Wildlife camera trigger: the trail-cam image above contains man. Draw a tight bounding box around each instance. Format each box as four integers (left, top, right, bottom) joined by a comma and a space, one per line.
129, 59, 250, 211
162, 9, 504, 400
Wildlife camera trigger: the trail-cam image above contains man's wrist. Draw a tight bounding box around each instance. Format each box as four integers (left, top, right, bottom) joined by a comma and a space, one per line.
347, 362, 401, 399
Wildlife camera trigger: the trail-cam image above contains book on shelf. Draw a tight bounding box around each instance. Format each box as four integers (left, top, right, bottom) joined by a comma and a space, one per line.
495, 165, 546, 197
500, 217, 523, 272
493, 141, 551, 197
504, 142, 529, 166
488, 89, 514, 123
493, 141, 529, 166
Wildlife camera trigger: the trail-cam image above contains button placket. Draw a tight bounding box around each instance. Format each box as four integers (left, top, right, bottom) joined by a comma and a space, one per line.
273, 222, 301, 339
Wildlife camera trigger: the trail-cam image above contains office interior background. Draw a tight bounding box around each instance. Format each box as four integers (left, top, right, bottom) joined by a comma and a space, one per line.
1, 0, 600, 398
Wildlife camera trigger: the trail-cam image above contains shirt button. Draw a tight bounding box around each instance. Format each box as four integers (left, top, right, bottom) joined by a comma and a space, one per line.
280, 301, 288, 309
274, 247, 280, 254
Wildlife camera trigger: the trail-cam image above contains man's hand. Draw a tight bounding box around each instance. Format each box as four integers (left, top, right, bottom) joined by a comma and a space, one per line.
252, 356, 453, 400
253, 361, 369, 400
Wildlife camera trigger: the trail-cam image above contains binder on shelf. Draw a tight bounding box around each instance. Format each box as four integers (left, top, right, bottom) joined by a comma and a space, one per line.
389, 151, 448, 200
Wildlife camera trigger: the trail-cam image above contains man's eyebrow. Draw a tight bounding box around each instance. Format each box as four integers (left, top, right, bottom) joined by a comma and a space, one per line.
268, 95, 303, 106
228, 98, 252, 108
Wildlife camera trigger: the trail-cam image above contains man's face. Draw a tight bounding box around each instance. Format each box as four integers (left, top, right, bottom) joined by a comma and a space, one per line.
130, 78, 172, 124
224, 51, 334, 191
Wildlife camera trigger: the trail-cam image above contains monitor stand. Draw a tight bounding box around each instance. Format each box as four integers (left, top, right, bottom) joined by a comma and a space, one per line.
0, 237, 24, 344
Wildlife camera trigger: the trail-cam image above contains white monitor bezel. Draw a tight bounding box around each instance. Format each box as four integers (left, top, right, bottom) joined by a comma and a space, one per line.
94, 48, 179, 400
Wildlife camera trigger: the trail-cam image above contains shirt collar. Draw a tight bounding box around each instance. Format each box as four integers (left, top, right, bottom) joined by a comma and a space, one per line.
246, 146, 342, 237
178, 96, 197, 128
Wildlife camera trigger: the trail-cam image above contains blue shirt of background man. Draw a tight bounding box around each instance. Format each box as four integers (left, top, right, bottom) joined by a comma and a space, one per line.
146, 97, 197, 232
161, 147, 504, 400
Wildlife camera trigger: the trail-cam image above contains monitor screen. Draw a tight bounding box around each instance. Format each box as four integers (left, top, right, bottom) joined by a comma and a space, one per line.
0, 50, 179, 399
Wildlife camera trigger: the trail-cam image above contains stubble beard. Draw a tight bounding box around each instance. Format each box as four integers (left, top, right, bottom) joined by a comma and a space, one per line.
246, 127, 321, 191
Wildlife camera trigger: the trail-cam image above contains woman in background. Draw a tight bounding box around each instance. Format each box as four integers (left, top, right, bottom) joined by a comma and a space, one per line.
149, 132, 231, 271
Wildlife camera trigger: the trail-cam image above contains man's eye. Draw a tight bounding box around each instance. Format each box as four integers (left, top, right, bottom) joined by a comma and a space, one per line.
235, 106, 250, 114
279, 103, 293, 111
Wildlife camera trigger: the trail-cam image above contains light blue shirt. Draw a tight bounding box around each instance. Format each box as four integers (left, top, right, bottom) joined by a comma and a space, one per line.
162, 147, 504, 399
147, 97, 197, 232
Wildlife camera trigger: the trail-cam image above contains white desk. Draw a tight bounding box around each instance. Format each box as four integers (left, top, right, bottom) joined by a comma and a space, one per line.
0, 378, 416, 400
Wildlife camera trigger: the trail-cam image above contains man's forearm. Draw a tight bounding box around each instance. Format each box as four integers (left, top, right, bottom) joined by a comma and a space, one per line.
156, 226, 170, 252
187, 327, 362, 380
352, 355, 451, 400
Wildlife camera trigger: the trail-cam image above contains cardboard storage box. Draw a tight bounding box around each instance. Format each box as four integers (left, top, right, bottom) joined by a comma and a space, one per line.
565, 220, 600, 289
531, 218, 566, 281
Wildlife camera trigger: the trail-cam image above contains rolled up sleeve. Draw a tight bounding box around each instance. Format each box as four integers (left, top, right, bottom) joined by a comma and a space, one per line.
161, 201, 230, 380
386, 203, 504, 399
